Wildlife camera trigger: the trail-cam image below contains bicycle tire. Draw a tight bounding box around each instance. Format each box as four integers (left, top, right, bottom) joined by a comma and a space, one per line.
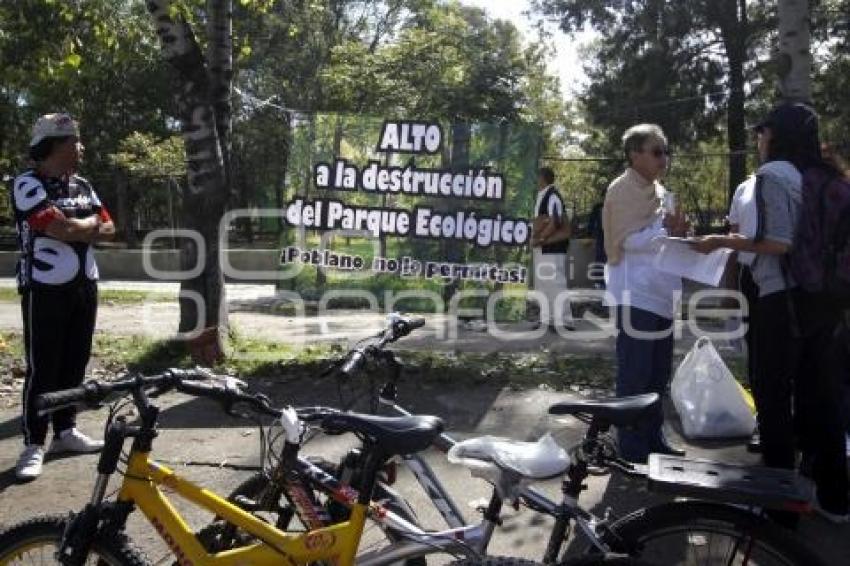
0, 514, 149, 565
599, 500, 827, 566
446, 555, 542, 565
197, 465, 426, 565
560, 557, 655, 565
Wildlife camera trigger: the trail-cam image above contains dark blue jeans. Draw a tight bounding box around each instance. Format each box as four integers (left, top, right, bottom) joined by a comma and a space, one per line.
615, 306, 674, 463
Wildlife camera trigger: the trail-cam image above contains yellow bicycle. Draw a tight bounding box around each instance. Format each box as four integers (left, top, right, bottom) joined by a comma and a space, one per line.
0, 368, 451, 566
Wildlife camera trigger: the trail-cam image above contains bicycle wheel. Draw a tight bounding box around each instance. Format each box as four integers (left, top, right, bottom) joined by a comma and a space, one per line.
198, 464, 426, 565
599, 500, 827, 566
0, 515, 148, 565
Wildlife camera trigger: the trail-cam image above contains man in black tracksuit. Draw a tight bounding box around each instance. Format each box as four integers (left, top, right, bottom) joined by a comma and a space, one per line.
12, 113, 115, 480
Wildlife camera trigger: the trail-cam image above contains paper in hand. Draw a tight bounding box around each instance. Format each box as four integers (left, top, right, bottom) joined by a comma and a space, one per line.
653, 237, 733, 287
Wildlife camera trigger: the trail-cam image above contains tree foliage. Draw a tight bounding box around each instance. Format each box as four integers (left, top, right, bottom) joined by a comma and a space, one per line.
533, 1, 778, 201
0, 0, 173, 175
110, 132, 186, 177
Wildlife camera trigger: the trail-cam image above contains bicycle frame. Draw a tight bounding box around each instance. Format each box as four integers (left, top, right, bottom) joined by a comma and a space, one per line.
80, 387, 493, 566
119, 450, 368, 565
119, 443, 504, 566
378, 395, 618, 561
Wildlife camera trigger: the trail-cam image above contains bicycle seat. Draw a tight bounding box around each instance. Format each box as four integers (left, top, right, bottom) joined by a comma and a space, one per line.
321, 413, 444, 456
448, 433, 569, 480
548, 393, 659, 427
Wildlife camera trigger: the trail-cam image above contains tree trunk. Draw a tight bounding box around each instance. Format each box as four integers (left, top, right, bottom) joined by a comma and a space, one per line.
379, 149, 390, 261
492, 122, 510, 292
777, 0, 812, 103
303, 113, 316, 198
208, 0, 233, 194
719, 0, 749, 204
441, 121, 470, 306
277, 111, 292, 234
316, 116, 344, 289
146, 0, 230, 363
725, 42, 747, 204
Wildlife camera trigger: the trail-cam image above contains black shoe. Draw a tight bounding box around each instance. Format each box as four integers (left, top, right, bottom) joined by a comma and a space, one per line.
747, 431, 761, 454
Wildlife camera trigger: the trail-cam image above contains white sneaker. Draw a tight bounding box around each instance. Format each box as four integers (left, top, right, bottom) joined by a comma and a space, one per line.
15, 445, 44, 480
49, 428, 104, 454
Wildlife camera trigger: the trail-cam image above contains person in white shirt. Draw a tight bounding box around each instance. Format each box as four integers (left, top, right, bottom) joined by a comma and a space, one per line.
603, 124, 688, 463
726, 175, 761, 452
531, 167, 575, 332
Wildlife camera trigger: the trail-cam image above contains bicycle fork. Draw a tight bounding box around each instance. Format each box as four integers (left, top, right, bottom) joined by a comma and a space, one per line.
58, 391, 158, 565
56, 419, 131, 564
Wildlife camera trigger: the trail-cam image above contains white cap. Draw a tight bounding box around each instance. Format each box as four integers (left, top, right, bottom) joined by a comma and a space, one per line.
29, 113, 79, 147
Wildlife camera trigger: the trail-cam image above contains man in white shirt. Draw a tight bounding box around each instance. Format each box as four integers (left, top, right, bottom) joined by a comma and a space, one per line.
603, 124, 688, 463
531, 167, 575, 332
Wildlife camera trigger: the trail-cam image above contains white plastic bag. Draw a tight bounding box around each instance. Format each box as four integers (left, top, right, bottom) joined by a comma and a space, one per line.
671, 337, 756, 439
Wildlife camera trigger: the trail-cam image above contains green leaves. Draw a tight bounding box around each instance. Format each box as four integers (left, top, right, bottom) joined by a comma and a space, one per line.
63, 52, 82, 69
110, 132, 187, 177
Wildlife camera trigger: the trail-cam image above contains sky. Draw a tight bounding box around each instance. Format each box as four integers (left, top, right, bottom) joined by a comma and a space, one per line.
457, 0, 593, 98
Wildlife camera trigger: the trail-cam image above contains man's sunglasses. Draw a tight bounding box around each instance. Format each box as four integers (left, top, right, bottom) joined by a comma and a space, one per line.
644, 146, 670, 158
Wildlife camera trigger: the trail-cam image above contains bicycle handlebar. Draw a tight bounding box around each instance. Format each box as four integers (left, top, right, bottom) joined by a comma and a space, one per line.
338, 314, 425, 378
35, 367, 284, 419
35, 368, 210, 411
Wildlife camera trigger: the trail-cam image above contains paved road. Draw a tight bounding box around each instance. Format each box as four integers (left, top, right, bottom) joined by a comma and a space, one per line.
0, 279, 738, 356
1, 377, 847, 564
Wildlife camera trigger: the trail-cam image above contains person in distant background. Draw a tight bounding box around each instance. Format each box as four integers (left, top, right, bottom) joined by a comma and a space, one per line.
531, 167, 575, 332
586, 188, 607, 289
11, 113, 115, 481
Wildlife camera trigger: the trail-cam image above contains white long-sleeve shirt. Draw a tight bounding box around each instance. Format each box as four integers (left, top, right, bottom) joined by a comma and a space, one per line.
604, 216, 682, 320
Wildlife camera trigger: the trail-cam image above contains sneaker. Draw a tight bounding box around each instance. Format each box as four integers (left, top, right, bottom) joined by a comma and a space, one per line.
49, 428, 104, 454
15, 445, 44, 480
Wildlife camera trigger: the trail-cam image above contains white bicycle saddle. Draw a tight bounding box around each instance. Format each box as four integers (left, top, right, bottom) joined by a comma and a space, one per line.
447, 433, 569, 480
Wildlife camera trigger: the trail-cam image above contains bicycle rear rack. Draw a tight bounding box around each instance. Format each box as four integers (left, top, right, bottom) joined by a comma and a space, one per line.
646, 454, 814, 511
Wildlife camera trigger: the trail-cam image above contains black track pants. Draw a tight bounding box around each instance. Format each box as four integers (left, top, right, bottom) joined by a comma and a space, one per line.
21, 281, 97, 446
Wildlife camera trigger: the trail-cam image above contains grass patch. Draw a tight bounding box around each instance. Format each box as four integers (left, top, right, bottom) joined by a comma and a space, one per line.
0, 329, 750, 397
92, 334, 192, 373
0, 287, 175, 304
